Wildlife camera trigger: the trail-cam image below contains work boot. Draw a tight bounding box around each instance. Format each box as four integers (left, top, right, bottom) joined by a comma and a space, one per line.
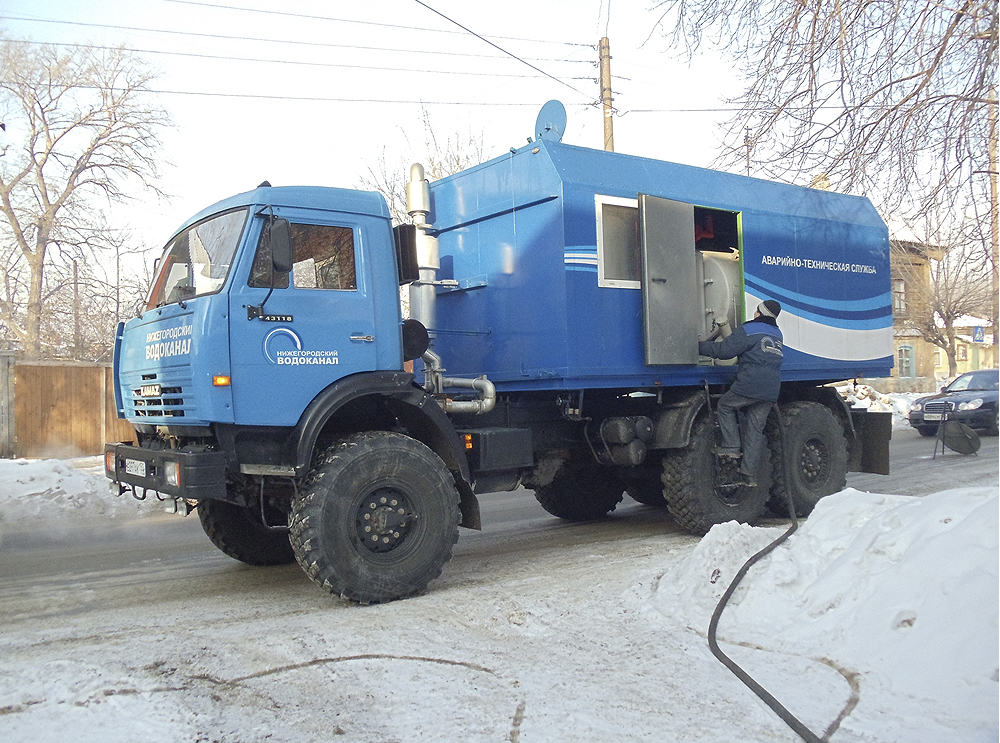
713, 447, 741, 460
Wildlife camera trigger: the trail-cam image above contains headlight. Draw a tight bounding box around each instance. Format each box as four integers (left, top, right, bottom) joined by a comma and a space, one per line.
910, 402, 922, 412
958, 398, 983, 411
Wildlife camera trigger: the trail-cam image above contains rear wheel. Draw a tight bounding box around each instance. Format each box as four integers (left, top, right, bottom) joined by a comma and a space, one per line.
624, 462, 668, 507
198, 496, 295, 566
767, 402, 848, 517
662, 415, 770, 535
289, 431, 460, 604
532, 460, 624, 521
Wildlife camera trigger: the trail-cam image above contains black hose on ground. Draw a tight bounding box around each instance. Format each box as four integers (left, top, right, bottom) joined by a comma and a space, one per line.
706, 403, 825, 743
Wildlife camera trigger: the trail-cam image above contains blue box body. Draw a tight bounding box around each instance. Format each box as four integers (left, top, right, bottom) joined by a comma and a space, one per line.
114, 141, 892, 431
426, 140, 892, 391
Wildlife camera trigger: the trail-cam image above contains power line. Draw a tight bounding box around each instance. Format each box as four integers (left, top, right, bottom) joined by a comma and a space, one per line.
37, 83, 597, 106
0, 15, 589, 65
412, 1, 598, 105
160, 0, 592, 48
0, 38, 554, 79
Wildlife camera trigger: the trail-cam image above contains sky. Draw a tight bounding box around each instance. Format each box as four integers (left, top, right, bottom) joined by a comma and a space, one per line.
0, 0, 741, 267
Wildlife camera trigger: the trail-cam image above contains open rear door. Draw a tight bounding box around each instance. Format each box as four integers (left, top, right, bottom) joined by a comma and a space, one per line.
639, 194, 699, 365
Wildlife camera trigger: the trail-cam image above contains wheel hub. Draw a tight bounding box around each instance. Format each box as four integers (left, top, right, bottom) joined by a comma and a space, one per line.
800, 439, 828, 484
713, 459, 751, 505
356, 488, 414, 553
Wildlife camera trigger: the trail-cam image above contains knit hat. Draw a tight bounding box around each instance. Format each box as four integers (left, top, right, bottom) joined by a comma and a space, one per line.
757, 299, 781, 318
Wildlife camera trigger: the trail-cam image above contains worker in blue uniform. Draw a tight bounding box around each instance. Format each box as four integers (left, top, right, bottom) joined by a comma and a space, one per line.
698, 300, 784, 487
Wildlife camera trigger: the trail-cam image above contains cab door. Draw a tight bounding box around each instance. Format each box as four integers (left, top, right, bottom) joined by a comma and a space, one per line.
228, 209, 379, 427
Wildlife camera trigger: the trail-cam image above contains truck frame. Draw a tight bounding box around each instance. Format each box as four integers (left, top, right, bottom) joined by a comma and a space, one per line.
106, 111, 892, 603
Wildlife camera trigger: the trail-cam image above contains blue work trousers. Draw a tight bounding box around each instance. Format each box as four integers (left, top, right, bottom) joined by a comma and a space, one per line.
716, 390, 772, 476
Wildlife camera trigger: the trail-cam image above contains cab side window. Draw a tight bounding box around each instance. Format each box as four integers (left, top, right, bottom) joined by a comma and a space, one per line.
250, 222, 357, 290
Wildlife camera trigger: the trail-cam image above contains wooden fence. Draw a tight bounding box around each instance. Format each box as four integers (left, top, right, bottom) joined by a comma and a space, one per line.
0, 355, 135, 459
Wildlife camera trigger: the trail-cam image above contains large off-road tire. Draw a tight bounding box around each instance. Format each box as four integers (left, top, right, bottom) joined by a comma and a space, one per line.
767, 401, 848, 517
624, 462, 668, 507
662, 415, 770, 535
198, 497, 295, 566
532, 460, 624, 521
288, 431, 461, 604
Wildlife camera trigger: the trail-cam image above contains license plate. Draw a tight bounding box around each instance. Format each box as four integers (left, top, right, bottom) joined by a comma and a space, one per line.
124, 458, 147, 477
924, 413, 942, 421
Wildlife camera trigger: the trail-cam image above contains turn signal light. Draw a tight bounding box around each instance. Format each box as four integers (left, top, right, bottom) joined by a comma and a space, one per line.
213, 375, 231, 386
463, 433, 474, 450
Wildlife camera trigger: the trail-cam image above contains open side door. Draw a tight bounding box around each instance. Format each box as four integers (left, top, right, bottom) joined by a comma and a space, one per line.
639, 194, 700, 365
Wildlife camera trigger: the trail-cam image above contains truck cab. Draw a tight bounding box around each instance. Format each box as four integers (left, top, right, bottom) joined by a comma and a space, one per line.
119, 185, 403, 432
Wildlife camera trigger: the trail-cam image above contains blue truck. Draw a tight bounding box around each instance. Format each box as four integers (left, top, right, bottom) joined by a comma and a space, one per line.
105, 109, 892, 603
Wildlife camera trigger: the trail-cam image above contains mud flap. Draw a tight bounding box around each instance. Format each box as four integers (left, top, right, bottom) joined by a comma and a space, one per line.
849, 409, 891, 475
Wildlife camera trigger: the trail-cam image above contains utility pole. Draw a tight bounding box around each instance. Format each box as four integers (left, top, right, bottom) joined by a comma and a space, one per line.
599, 37, 614, 152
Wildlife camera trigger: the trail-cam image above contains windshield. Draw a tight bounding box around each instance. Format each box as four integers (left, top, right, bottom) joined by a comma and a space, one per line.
146, 208, 249, 309
947, 370, 999, 392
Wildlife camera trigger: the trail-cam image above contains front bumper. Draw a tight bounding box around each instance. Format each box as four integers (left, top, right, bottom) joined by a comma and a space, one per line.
104, 443, 227, 501
908, 408, 995, 431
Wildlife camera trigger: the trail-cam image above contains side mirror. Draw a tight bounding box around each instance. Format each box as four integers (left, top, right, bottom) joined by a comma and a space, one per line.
270, 218, 292, 274
393, 224, 420, 285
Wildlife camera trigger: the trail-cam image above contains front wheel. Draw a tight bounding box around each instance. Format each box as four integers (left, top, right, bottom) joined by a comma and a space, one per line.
915, 425, 939, 437
289, 432, 461, 604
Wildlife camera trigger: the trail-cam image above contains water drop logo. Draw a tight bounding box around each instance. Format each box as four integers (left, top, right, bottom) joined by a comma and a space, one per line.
263, 327, 302, 363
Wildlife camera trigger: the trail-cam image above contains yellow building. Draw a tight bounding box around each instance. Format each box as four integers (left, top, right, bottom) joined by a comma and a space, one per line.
868, 241, 996, 393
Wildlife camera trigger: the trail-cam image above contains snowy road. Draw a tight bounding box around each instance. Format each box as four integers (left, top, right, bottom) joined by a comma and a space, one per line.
0, 428, 996, 742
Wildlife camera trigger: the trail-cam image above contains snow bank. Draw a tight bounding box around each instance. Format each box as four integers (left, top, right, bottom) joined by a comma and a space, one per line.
646, 487, 999, 742
0, 457, 161, 523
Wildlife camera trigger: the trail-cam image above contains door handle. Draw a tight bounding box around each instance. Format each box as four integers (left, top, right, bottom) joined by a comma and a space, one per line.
350, 334, 375, 342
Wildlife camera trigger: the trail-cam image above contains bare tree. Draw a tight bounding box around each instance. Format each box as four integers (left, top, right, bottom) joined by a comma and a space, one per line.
0, 40, 169, 358
650, 2, 997, 221
358, 107, 487, 225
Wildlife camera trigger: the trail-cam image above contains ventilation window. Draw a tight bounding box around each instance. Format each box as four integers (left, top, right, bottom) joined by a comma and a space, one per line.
596, 195, 640, 288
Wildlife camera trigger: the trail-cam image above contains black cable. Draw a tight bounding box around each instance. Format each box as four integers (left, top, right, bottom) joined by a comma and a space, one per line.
706, 403, 824, 743
412, 0, 597, 105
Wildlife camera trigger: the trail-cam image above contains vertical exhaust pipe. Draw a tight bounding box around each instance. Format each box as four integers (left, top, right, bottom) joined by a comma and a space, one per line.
406, 164, 439, 332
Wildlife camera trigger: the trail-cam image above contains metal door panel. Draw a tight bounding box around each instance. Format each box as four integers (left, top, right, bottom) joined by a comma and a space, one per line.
639, 194, 699, 365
